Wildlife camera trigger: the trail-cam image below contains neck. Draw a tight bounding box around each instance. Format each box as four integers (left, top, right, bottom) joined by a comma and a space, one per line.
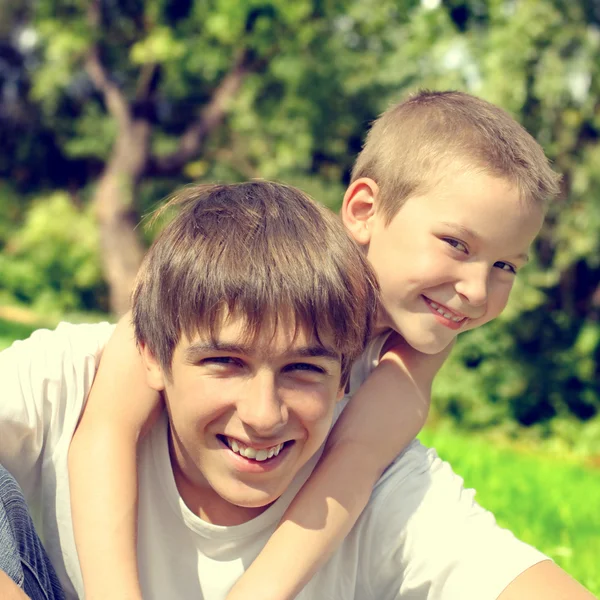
373, 305, 394, 337
172, 467, 266, 526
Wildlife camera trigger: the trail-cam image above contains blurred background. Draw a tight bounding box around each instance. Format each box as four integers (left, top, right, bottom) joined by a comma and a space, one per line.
0, 0, 599, 592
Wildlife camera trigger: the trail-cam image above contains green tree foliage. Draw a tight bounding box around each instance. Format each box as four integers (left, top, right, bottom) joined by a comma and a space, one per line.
0, 193, 105, 312
1, 0, 600, 429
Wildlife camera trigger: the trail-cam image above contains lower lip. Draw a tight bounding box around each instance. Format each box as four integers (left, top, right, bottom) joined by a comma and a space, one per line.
422, 296, 467, 331
218, 438, 293, 474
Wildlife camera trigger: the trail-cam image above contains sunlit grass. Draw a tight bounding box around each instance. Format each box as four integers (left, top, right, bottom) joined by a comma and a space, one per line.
0, 309, 111, 351
0, 317, 40, 351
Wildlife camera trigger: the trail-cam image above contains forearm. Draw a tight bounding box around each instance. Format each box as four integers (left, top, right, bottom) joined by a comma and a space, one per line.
327, 351, 431, 472
69, 425, 142, 600
68, 312, 160, 600
0, 569, 30, 600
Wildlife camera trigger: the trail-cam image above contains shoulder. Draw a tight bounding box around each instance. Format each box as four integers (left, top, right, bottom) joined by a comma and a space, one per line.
0, 322, 116, 483
354, 441, 548, 599
1, 320, 116, 401
348, 331, 395, 394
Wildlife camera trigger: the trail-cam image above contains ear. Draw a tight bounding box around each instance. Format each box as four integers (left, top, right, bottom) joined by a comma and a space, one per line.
139, 342, 167, 392
341, 178, 379, 246
336, 385, 346, 402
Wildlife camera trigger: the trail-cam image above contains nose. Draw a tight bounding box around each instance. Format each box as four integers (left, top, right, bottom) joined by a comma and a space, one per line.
236, 371, 288, 437
454, 262, 489, 308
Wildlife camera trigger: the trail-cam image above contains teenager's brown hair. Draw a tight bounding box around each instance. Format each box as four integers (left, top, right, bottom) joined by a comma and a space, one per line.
132, 181, 379, 383
351, 90, 562, 224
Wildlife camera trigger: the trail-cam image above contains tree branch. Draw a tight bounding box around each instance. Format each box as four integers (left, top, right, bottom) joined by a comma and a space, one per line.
85, 0, 131, 127
135, 63, 159, 103
146, 49, 254, 177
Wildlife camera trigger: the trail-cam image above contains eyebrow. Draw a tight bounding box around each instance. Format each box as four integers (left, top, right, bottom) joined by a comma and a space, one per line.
440, 222, 530, 263
184, 341, 340, 363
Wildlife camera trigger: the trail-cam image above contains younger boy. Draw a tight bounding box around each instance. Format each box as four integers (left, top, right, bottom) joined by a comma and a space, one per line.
69, 91, 594, 599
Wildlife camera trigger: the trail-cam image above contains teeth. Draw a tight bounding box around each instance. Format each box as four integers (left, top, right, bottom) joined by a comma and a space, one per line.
225, 438, 284, 461
428, 299, 464, 322
255, 449, 269, 461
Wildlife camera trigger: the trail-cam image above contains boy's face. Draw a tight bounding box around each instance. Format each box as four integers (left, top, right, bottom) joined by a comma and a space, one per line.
141, 315, 344, 525
345, 169, 545, 354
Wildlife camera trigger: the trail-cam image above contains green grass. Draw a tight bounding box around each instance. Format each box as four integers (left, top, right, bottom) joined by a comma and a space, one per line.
0, 317, 40, 350
419, 427, 600, 596
0, 310, 111, 351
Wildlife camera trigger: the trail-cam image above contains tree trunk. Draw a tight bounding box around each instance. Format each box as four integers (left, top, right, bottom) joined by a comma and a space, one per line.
94, 120, 150, 315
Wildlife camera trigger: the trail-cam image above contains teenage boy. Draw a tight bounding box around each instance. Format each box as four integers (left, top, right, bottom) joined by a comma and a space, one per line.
0, 181, 379, 600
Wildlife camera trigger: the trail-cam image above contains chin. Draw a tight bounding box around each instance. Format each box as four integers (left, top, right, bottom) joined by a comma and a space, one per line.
405, 332, 454, 355
219, 487, 280, 509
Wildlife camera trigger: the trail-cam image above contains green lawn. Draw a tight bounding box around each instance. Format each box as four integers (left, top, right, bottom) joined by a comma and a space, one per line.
0, 311, 109, 351
419, 427, 600, 596
0, 317, 40, 351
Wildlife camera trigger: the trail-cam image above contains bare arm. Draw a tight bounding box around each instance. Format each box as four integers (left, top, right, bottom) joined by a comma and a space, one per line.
227, 335, 450, 600
498, 560, 597, 600
0, 570, 29, 600
68, 313, 162, 600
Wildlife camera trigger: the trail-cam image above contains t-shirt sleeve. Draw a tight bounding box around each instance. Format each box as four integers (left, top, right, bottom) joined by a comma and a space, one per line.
0, 321, 115, 500
361, 442, 549, 600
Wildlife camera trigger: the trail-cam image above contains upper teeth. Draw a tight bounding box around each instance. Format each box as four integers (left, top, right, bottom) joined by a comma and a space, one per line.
225, 438, 284, 461
429, 301, 464, 322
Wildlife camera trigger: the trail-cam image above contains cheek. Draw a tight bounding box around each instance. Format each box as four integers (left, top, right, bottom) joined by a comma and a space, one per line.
165, 378, 235, 427
472, 283, 513, 329
286, 387, 336, 430
400, 243, 452, 290
490, 282, 513, 316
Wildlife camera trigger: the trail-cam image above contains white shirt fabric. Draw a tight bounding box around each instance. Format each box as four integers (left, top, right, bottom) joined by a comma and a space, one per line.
0, 322, 549, 600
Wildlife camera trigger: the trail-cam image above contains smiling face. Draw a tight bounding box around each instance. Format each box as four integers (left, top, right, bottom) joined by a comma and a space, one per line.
343, 169, 545, 354
141, 315, 344, 526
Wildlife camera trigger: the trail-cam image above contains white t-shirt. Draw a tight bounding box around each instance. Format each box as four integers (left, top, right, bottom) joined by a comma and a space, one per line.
0, 322, 549, 600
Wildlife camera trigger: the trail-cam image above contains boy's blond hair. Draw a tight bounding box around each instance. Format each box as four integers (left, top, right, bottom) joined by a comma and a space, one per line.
132, 181, 379, 384
351, 90, 561, 224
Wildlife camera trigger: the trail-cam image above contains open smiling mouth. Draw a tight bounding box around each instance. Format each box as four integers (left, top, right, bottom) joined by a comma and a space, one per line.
217, 435, 294, 463
422, 296, 468, 327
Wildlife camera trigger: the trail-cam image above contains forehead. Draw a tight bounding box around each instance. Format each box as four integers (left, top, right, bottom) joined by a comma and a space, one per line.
398, 169, 545, 249
179, 312, 341, 361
